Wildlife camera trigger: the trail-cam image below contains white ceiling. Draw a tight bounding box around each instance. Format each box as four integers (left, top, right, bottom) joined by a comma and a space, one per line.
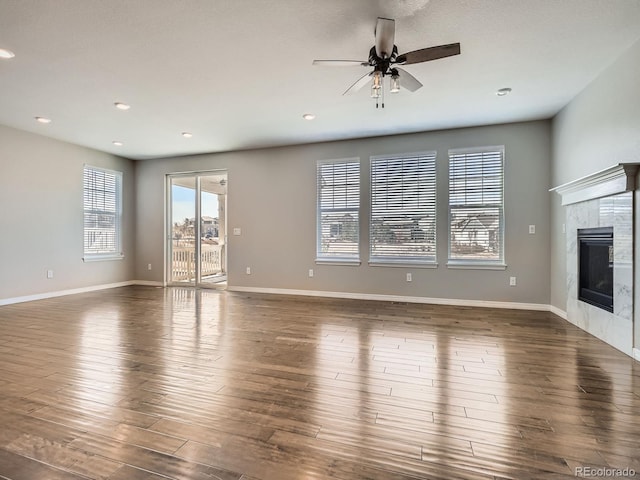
1, 0, 640, 160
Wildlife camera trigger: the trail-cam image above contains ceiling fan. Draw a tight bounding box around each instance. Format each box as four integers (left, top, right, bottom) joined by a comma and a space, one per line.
313, 17, 460, 107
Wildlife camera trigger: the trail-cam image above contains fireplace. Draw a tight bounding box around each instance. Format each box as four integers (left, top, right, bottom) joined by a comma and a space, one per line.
578, 227, 614, 313
551, 164, 637, 357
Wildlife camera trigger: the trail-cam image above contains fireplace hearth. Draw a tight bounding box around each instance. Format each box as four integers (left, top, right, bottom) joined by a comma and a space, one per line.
578, 227, 614, 313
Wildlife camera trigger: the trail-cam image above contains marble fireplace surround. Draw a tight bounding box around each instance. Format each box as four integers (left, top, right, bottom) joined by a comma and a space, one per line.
552, 164, 639, 358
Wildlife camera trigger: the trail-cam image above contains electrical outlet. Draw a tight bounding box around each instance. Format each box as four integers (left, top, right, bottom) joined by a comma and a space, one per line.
233, 228, 242, 236
509, 276, 517, 286
246, 266, 251, 275
47, 270, 54, 279
529, 225, 536, 234
309, 269, 314, 278
147, 263, 152, 271
406, 272, 412, 282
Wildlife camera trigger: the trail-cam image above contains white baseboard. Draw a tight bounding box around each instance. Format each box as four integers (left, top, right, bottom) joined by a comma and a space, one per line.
227, 286, 550, 311
0, 281, 136, 306
633, 348, 640, 362
549, 305, 567, 319
0, 280, 164, 306
133, 280, 164, 287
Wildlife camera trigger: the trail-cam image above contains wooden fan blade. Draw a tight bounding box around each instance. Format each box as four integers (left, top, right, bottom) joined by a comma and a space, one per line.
375, 17, 395, 59
312, 60, 369, 67
395, 68, 423, 92
396, 43, 460, 65
343, 71, 373, 95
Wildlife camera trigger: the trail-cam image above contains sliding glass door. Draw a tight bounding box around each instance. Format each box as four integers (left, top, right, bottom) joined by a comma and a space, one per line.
167, 172, 227, 287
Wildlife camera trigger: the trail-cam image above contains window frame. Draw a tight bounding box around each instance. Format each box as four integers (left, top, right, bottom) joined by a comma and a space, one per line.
447, 145, 506, 270
369, 151, 438, 268
315, 158, 361, 265
83, 164, 124, 262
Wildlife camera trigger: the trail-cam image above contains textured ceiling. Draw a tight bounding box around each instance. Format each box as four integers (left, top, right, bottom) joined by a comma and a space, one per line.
1, 0, 640, 160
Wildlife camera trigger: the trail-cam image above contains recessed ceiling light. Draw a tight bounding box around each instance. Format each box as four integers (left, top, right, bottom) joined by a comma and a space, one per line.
496, 87, 512, 97
181, 132, 193, 138
35, 116, 52, 124
302, 113, 316, 120
114, 102, 130, 110
0, 48, 15, 59
112, 141, 124, 146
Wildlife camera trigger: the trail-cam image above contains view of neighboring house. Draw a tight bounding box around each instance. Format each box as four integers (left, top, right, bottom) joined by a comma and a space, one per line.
451, 213, 499, 256
173, 216, 220, 245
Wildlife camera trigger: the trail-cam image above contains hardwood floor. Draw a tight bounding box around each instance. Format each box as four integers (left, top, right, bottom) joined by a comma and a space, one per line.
0, 286, 639, 479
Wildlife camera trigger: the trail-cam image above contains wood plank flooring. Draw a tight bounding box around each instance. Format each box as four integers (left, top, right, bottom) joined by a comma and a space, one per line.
0, 286, 639, 479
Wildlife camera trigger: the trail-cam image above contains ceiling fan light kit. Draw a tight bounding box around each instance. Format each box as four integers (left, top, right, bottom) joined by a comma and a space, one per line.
313, 17, 460, 108
390, 72, 401, 93
371, 71, 382, 100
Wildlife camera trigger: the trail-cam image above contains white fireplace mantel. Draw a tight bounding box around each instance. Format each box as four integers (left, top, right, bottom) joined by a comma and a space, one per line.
550, 163, 640, 205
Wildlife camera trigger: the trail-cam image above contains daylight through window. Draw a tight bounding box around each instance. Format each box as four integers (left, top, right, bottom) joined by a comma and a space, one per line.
448, 146, 504, 265
370, 152, 437, 264
316, 159, 360, 262
83, 165, 123, 260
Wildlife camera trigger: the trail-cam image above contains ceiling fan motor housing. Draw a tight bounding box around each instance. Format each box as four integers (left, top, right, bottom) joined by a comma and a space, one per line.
368, 45, 398, 75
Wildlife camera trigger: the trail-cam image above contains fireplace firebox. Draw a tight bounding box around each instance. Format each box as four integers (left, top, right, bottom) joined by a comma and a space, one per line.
578, 227, 614, 313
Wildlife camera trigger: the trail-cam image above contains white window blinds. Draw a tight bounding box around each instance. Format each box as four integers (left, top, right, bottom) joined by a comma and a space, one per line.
448, 147, 504, 264
83, 165, 123, 259
317, 159, 360, 261
370, 152, 437, 264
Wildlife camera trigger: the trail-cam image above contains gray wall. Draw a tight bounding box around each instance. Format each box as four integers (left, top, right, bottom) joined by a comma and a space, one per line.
550, 37, 640, 342
3, 31, 639, 317
136, 120, 552, 305
0, 124, 136, 301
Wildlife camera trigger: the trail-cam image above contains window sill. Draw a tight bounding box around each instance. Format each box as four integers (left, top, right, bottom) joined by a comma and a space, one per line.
447, 261, 506, 270
315, 258, 361, 266
83, 254, 125, 262
369, 260, 438, 269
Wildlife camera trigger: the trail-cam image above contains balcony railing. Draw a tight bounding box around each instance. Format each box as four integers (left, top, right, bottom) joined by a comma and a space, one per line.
172, 244, 223, 281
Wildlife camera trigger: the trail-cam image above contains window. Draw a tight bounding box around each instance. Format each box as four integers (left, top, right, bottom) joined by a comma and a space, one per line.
316, 159, 360, 263
83, 165, 123, 260
370, 152, 437, 265
448, 146, 504, 267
